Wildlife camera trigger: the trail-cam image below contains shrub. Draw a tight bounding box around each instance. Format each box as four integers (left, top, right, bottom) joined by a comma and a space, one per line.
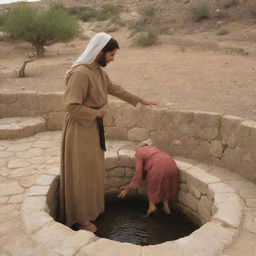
140, 4, 156, 17
192, 2, 210, 21
101, 3, 122, 16
78, 34, 89, 40
80, 8, 97, 22
133, 31, 158, 46
104, 24, 119, 33
2, 3, 79, 57
67, 6, 81, 16
96, 3, 122, 21
68, 4, 122, 22
110, 16, 125, 26
217, 28, 230, 35
128, 19, 147, 33
221, 0, 236, 9
250, 6, 256, 18
0, 14, 5, 29
50, 3, 66, 11
95, 13, 109, 21
67, 6, 97, 22
215, 9, 229, 19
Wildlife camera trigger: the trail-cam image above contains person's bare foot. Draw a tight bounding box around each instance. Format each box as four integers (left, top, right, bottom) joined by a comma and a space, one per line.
77, 222, 97, 233
144, 206, 157, 217
162, 205, 171, 215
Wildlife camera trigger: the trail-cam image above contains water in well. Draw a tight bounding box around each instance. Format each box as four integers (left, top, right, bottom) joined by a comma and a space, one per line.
94, 198, 198, 245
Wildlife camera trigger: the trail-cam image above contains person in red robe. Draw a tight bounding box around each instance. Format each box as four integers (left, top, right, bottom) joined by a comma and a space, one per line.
118, 139, 179, 217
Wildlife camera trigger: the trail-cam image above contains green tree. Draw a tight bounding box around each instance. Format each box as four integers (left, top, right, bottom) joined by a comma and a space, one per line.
2, 4, 79, 57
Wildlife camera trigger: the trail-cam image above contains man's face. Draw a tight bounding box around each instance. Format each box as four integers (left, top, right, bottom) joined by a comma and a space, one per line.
97, 49, 117, 67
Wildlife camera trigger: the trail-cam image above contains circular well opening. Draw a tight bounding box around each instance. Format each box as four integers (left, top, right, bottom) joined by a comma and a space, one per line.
93, 195, 198, 245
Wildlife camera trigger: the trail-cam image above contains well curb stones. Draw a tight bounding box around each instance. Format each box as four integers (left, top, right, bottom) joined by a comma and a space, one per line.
21, 152, 242, 256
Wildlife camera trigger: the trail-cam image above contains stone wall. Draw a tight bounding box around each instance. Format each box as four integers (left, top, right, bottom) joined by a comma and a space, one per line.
104, 101, 256, 183
20, 157, 242, 256
0, 91, 65, 130
46, 156, 225, 228
0, 91, 255, 181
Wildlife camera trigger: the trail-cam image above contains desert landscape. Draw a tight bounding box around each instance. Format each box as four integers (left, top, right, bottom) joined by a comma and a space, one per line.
0, 1, 256, 255
0, 0, 256, 120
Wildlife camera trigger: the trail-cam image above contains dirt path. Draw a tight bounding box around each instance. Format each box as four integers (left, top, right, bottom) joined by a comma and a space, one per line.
0, 26, 255, 121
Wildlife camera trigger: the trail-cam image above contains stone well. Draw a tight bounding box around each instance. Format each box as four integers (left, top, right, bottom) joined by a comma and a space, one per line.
22, 151, 241, 256
1, 91, 255, 255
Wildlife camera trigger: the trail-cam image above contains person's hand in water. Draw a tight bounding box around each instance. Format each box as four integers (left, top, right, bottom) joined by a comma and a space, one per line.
117, 185, 130, 198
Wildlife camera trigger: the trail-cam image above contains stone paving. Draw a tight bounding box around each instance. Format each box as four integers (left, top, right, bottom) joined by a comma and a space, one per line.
0, 131, 256, 256
0, 117, 46, 140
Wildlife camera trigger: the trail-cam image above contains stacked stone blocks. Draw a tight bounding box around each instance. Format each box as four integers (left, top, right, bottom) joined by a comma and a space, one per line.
22, 150, 241, 256
1, 91, 255, 182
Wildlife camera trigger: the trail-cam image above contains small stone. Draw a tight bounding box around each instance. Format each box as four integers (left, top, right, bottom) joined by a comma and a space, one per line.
244, 210, 256, 233
239, 188, 256, 199
0, 197, 8, 203
34, 175, 55, 186
10, 167, 36, 178
0, 158, 6, 167
108, 167, 125, 177
175, 160, 194, 171
19, 175, 38, 188
0, 151, 14, 158
22, 196, 46, 212
246, 199, 256, 208
0, 181, 24, 196
17, 148, 43, 158
46, 157, 60, 164
32, 141, 53, 148
28, 156, 47, 164
8, 159, 31, 169
210, 141, 224, 158
45, 167, 60, 176
213, 192, 242, 228
7, 143, 32, 152
8, 194, 24, 204
27, 185, 49, 196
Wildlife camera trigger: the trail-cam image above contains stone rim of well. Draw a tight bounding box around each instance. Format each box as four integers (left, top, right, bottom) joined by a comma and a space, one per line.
21, 151, 242, 256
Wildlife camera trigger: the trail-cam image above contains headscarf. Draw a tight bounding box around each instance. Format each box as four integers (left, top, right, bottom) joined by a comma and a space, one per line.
65, 32, 111, 80
139, 139, 153, 148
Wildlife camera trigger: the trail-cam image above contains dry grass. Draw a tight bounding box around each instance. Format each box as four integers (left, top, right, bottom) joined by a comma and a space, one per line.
132, 31, 158, 46
217, 27, 230, 35
191, 2, 210, 22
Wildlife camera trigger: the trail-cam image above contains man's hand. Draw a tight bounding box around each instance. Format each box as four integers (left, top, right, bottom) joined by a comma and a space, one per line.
140, 99, 159, 106
97, 106, 108, 118
117, 185, 130, 198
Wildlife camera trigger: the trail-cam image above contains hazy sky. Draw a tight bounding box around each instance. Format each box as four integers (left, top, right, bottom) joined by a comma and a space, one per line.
0, 0, 39, 4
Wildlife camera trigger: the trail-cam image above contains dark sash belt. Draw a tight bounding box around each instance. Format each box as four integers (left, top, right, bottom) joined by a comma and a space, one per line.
91, 106, 106, 151
96, 117, 106, 151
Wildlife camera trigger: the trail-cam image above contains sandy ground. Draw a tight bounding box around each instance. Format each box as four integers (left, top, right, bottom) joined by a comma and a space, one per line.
0, 23, 256, 121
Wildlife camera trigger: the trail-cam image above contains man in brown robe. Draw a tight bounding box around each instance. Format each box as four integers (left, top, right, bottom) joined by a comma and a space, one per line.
59, 32, 158, 232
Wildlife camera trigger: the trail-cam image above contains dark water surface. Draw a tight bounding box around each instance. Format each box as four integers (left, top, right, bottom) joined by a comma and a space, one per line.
94, 198, 198, 245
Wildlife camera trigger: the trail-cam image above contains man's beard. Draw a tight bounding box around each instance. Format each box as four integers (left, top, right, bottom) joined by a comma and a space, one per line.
97, 53, 107, 67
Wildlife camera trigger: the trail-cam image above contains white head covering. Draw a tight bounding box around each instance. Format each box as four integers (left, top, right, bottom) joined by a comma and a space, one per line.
65, 32, 111, 79
72, 32, 111, 67
139, 139, 153, 148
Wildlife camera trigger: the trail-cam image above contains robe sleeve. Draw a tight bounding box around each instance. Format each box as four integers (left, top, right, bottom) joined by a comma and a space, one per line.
128, 151, 144, 190
106, 74, 142, 107
64, 68, 98, 126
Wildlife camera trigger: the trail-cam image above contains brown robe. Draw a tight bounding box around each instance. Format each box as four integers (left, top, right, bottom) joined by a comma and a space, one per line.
59, 64, 142, 227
